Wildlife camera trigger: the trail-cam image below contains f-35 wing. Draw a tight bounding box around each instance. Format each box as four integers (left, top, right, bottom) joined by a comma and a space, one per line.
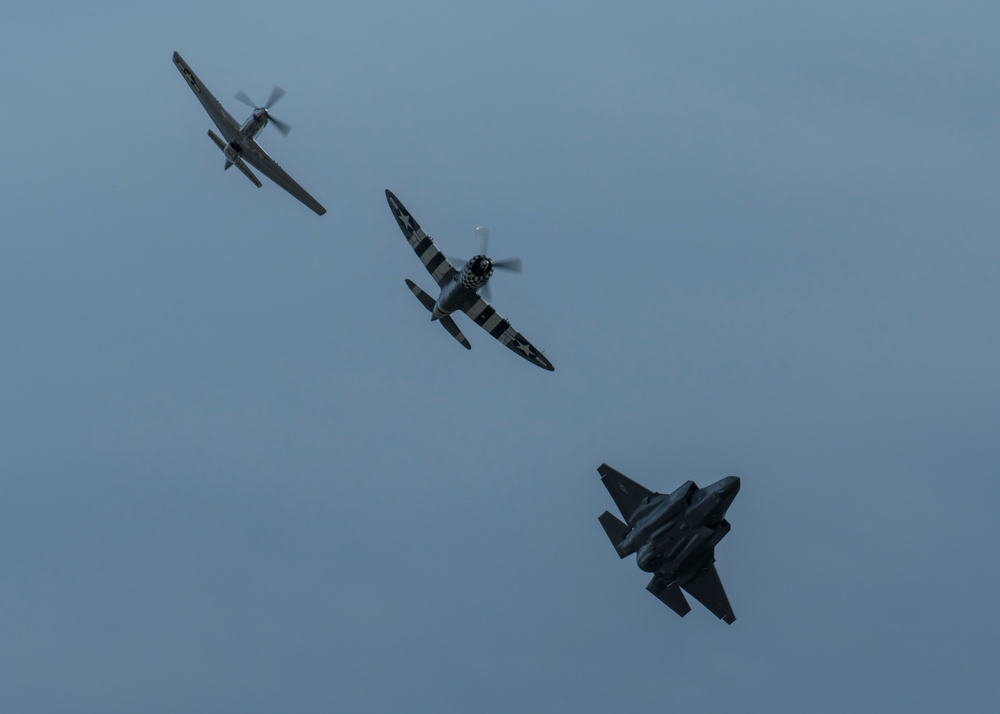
598, 463, 656, 524
461, 296, 555, 371
240, 140, 327, 216
681, 558, 736, 624
172, 51, 242, 144
385, 190, 458, 287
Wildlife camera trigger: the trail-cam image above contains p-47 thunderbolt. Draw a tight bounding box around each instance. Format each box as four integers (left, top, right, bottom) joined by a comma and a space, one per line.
172, 51, 326, 215
597, 464, 740, 623
385, 189, 554, 371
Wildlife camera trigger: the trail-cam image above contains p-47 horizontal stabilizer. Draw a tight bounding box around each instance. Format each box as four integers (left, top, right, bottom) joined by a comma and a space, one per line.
598, 511, 630, 557
405, 279, 471, 350
647, 575, 691, 618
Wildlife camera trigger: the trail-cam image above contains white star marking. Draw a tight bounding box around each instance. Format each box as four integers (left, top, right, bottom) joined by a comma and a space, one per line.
515, 340, 533, 357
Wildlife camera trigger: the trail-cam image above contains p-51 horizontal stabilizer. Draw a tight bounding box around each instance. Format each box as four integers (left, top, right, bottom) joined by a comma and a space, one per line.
647, 575, 691, 618
405, 279, 471, 350
598, 511, 630, 557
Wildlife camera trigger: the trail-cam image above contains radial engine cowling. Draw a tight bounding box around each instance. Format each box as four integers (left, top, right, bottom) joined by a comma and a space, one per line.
459, 255, 494, 290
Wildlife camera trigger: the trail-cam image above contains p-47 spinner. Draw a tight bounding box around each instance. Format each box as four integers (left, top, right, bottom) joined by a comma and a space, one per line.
598, 464, 740, 623
172, 51, 326, 215
385, 190, 554, 371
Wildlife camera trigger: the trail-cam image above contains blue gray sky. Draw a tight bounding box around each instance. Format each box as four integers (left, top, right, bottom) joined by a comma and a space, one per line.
3, 1, 999, 711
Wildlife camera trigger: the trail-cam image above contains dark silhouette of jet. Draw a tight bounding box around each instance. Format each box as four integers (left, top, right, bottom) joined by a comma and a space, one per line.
597, 464, 740, 623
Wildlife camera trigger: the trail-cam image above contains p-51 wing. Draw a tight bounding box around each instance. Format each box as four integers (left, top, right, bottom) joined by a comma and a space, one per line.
461, 295, 555, 371
173, 51, 242, 144
385, 190, 458, 287
239, 140, 327, 216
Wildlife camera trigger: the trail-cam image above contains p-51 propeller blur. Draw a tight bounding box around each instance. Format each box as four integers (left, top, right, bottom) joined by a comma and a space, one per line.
172, 52, 326, 216
385, 190, 554, 371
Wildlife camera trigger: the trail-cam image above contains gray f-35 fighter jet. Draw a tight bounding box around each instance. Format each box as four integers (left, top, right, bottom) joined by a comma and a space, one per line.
172, 51, 326, 216
598, 464, 740, 623
385, 189, 554, 371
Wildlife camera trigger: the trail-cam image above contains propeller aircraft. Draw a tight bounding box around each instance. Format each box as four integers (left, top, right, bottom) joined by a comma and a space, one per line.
172, 51, 326, 216
385, 190, 554, 371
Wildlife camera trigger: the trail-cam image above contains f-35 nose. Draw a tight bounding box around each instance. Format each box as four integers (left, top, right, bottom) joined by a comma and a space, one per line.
713, 476, 740, 500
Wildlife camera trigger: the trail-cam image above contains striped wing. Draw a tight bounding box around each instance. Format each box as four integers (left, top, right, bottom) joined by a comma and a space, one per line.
385, 190, 458, 288
462, 296, 555, 371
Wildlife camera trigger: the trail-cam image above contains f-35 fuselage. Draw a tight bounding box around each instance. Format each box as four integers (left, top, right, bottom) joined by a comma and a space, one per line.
622, 476, 738, 575
598, 464, 740, 623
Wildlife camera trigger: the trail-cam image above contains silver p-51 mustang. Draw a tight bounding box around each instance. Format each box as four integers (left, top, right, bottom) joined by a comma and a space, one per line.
172, 51, 326, 216
385, 190, 554, 371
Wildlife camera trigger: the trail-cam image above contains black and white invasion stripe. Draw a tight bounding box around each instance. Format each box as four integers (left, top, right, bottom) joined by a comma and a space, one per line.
386, 190, 457, 287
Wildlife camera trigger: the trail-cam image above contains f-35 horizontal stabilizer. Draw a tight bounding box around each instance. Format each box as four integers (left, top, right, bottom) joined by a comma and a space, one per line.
405, 279, 471, 350
598, 511, 630, 557
647, 575, 691, 617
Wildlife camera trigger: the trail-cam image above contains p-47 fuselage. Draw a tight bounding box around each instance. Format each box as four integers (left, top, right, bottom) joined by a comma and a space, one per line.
431, 256, 494, 320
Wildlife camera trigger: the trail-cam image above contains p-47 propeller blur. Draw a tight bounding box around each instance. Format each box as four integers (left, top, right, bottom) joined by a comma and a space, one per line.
597, 464, 740, 623
385, 190, 554, 371
172, 52, 326, 216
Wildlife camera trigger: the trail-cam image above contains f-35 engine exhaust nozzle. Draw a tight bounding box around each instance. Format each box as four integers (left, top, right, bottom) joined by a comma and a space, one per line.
636, 542, 665, 573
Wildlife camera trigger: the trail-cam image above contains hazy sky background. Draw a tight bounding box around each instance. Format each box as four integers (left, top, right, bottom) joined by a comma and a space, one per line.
3, 1, 999, 711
